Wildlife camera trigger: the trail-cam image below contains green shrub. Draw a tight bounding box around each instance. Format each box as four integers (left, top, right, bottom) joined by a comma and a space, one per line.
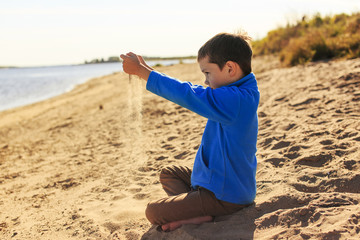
253, 12, 360, 66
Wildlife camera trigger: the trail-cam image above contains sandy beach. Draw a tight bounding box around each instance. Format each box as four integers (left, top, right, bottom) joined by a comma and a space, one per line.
1, 56, 359, 239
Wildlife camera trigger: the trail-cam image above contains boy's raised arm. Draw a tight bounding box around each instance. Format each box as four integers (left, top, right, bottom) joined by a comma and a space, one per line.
120, 52, 153, 81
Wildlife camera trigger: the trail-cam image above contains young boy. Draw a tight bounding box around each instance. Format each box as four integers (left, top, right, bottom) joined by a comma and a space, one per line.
120, 32, 259, 232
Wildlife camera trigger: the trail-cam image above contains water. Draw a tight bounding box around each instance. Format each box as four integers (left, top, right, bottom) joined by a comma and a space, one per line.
0, 59, 193, 112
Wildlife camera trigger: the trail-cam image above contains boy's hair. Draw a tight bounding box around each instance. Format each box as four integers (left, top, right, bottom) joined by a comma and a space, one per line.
198, 32, 253, 75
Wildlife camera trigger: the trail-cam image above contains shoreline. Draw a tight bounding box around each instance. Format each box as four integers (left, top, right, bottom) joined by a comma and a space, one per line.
0, 71, 119, 116
1, 58, 360, 239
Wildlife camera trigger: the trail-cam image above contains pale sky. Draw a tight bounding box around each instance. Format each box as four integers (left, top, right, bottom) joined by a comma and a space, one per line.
1, 0, 359, 67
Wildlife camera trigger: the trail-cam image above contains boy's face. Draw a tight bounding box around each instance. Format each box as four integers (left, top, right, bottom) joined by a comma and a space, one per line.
198, 56, 234, 89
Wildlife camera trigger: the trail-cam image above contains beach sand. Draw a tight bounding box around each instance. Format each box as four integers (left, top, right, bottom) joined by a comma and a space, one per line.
1, 56, 359, 239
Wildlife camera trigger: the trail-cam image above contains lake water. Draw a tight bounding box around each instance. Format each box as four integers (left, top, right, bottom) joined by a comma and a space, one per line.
0, 59, 193, 112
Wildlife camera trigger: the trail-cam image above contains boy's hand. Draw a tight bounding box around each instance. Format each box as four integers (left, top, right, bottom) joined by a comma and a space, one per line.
120, 52, 141, 75
138, 55, 153, 71
120, 52, 153, 81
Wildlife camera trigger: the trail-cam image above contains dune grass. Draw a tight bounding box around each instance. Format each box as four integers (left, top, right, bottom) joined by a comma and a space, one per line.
252, 12, 360, 66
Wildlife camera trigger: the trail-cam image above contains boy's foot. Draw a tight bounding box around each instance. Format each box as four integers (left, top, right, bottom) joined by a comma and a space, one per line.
161, 215, 213, 232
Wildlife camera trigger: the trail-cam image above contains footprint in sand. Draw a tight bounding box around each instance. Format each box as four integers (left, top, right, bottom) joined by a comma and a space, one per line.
325, 99, 335, 104
137, 166, 156, 172
353, 136, 360, 142
103, 222, 121, 234
264, 157, 286, 168
284, 148, 301, 160
343, 160, 357, 170
295, 153, 333, 167
161, 144, 175, 150
255, 192, 360, 239
307, 131, 330, 137
111, 194, 127, 201
133, 193, 149, 200
271, 141, 291, 150
347, 213, 360, 230
155, 155, 168, 161
336, 72, 360, 91
337, 131, 358, 140
259, 136, 281, 149
309, 83, 330, 92
254, 195, 311, 220
174, 151, 189, 160
298, 175, 317, 184
283, 123, 297, 131
274, 96, 287, 102
350, 95, 360, 103
320, 139, 334, 145
43, 178, 80, 190
167, 136, 178, 141
290, 98, 320, 108
292, 174, 360, 194
127, 188, 142, 194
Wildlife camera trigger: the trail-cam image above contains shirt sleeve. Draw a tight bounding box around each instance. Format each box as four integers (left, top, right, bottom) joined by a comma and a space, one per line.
146, 71, 243, 125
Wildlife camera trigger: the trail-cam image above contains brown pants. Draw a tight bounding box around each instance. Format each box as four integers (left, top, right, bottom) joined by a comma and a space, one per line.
145, 165, 249, 225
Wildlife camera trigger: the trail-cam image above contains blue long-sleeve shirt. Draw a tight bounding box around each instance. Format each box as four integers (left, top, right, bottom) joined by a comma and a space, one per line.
146, 71, 259, 204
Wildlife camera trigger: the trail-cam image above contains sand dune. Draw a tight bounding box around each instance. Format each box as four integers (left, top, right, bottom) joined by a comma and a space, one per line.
0, 56, 359, 239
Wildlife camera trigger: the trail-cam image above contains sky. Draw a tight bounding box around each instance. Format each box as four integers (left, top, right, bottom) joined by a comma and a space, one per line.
1, 0, 359, 67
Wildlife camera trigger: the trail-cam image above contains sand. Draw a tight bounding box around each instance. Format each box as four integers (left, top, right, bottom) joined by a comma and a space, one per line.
0, 56, 359, 239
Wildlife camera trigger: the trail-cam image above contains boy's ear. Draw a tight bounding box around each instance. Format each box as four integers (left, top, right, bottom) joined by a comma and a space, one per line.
225, 61, 237, 77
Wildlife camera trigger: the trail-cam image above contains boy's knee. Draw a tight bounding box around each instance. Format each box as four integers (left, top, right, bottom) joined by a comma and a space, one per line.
160, 166, 173, 175
160, 165, 186, 177
145, 201, 160, 225
159, 166, 173, 182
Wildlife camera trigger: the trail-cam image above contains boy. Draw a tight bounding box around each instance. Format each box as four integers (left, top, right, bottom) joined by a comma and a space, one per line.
120, 32, 259, 232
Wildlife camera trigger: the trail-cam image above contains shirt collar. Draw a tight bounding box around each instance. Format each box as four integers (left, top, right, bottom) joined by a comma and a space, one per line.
227, 72, 256, 87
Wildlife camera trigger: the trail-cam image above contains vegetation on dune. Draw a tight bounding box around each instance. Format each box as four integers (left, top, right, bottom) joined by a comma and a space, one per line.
252, 12, 360, 66
85, 56, 121, 64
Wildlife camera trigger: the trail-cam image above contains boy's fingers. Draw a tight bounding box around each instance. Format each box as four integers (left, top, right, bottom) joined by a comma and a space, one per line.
120, 52, 136, 59
120, 54, 129, 60
127, 52, 136, 57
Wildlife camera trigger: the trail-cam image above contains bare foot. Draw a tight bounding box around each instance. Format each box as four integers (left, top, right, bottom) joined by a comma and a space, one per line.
161, 216, 213, 232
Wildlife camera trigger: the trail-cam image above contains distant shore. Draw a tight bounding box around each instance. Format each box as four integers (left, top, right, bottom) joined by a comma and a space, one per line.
84, 55, 196, 64
0, 66, 17, 69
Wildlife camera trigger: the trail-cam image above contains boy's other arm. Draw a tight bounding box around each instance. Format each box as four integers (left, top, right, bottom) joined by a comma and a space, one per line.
120, 52, 153, 80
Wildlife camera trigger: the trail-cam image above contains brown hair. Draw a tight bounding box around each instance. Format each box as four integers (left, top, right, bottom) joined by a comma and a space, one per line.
198, 32, 253, 75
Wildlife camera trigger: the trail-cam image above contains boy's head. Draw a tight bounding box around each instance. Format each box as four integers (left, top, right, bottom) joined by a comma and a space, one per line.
197, 32, 252, 89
